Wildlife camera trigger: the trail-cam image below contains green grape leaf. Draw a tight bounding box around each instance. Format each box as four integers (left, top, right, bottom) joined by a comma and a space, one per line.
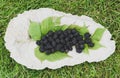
68, 25, 78, 29
90, 40, 103, 50
83, 44, 89, 54
40, 17, 61, 35
28, 21, 41, 40
68, 25, 89, 35
53, 17, 62, 26
79, 26, 89, 35
40, 17, 54, 35
91, 28, 106, 41
52, 26, 62, 32
51, 24, 68, 32
61, 25, 69, 31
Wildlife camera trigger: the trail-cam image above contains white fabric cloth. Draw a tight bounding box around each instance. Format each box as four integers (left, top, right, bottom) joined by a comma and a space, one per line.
4, 8, 115, 70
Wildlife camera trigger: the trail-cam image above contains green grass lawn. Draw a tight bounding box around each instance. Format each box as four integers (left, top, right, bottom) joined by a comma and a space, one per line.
0, 0, 120, 78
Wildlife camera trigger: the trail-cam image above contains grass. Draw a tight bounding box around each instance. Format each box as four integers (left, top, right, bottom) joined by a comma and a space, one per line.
0, 0, 120, 78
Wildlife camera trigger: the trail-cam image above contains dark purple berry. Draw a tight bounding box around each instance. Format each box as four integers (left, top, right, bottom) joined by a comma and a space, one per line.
68, 46, 73, 51
57, 30, 63, 35
71, 29, 77, 34
85, 38, 92, 44
36, 40, 41, 45
67, 30, 71, 34
40, 46, 45, 52
42, 36, 47, 40
45, 50, 51, 55
53, 34, 58, 39
88, 42, 94, 47
76, 35, 83, 40
73, 32, 79, 36
46, 43, 52, 49
63, 31, 68, 36
48, 31, 54, 35
76, 49, 82, 53
79, 44, 85, 49
59, 34, 64, 39
84, 33, 91, 38
51, 41, 56, 47
60, 39, 65, 44
42, 39, 48, 44
75, 44, 79, 49
60, 48, 66, 52
48, 37, 53, 42
56, 44, 63, 50
72, 38, 77, 45
56, 39, 60, 43
51, 49, 55, 52
65, 38, 69, 41
69, 34, 74, 38
79, 40, 85, 44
